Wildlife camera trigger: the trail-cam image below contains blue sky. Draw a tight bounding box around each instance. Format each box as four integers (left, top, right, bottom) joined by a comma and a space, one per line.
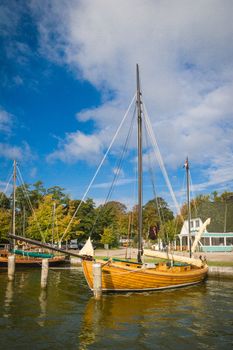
0, 0, 233, 212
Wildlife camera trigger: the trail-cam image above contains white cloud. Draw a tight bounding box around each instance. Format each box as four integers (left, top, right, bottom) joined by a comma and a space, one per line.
93, 195, 136, 210
31, 0, 233, 190
13, 75, 24, 85
29, 167, 37, 178
112, 168, 125, 177
0, 108, 12, 133
0, 142, 33, 161
0, 143, 22, 160
47, 131, 103, 163
93, 178, 135, 189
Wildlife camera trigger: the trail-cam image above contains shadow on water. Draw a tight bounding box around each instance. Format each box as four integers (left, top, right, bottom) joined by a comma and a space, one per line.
0, 269, 232, 350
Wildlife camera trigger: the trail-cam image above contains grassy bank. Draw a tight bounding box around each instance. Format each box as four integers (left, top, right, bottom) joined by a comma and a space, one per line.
207, 261, 233, 267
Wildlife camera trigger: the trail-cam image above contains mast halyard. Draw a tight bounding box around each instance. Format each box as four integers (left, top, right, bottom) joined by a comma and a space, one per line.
136, 64, 143, 263
185, 157, 192, 258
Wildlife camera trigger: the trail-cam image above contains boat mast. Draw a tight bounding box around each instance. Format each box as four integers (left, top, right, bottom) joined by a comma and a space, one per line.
52, 202, 56, 245
136, 64, 143, 263
185, 157, 192, 258
12, 160, 17, 248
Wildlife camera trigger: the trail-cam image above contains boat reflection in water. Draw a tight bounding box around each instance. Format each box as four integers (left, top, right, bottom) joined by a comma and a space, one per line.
79, 284, 211, 349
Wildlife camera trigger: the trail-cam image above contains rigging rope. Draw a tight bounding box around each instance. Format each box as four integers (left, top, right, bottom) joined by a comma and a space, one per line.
0, 171, 13, 203
142, 103, 182, 218
60, 94, 136, 242
17, 166, 46, 242
144, 125, 166, 235
189, 172, 198, 218
89, 105, 137, 237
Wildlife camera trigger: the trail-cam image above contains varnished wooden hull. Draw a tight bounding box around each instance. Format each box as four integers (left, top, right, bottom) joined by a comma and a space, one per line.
82, 259, 208, 292
0, 252, 66, 268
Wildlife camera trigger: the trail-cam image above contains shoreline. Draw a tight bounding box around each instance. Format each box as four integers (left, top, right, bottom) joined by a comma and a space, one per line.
93, 247, 233, 262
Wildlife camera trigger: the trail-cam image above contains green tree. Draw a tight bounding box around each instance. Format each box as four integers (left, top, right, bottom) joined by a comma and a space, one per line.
159, 219, 179, 244
180, 191, 233, 232
0, 192, 10, 209
15, 184, 31, 212
0, 209, 11, 241
30, 181, 46, 208
47, 186, 69, 204
64, 198, 96, 241
100, 227, 118, 247
143, 197, 174, 238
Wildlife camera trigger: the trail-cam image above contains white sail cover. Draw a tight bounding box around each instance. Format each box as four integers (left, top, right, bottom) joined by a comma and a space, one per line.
79, 237, 94, 257
191, 218, 211, 253
143, 249, 204, 267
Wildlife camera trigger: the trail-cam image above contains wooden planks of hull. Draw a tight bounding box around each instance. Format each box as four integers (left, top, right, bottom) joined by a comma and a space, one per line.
82, 259, 208, 292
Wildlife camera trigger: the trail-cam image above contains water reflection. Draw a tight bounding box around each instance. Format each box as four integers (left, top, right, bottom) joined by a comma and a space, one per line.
79, 298, 102, 349
37, 289, 47, 327
0, 270, 232, 350
78, 284, 217, 349
4, 281, 14, 318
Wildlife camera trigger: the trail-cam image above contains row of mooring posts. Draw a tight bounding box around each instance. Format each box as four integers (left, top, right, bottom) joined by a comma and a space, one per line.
8, 255, 102, 298
8, 255, 49, 289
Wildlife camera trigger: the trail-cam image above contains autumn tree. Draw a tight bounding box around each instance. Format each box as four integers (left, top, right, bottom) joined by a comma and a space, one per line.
26, 195, 79, 243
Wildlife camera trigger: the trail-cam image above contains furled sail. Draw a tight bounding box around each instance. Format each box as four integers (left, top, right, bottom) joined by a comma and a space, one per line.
143, 250, 205, 268
191, 218, 211, 253
79, 237, 94, 257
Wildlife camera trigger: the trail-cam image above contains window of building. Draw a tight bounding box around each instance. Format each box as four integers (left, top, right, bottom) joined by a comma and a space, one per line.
190, 221, 194, 228
182, 236, 188, 246
226, 237, 233, 246
200, 237, 210, 246
211, 237, 225, 246
195, 219, 200, 228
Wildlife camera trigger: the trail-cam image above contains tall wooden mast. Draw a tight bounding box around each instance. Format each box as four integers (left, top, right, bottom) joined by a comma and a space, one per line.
52, 202, 56, 245
185, 157, 192, 258
136, 64, 143, 263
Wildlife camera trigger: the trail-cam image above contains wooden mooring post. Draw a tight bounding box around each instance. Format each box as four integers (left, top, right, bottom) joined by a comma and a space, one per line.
41, 259, 49, 289
8, 254, 15, 281
93, 263, 102, 300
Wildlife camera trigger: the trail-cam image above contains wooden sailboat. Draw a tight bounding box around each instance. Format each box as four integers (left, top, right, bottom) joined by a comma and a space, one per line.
81, 64, 208, 292
0, 161, 66, 268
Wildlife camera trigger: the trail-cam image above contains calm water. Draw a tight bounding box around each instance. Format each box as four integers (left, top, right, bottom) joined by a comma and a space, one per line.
0, 268, 232, 350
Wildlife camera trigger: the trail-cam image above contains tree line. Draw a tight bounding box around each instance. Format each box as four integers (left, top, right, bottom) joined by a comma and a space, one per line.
0, 180, 232, 246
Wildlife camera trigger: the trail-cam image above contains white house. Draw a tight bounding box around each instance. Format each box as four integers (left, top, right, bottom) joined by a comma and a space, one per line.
179, 217, 233, 252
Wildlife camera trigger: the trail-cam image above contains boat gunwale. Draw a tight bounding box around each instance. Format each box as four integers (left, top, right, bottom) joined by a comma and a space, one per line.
96, 260, 208, 277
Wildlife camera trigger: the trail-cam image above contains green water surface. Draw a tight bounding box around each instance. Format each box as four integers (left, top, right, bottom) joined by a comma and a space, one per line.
0, 268, 232, 350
